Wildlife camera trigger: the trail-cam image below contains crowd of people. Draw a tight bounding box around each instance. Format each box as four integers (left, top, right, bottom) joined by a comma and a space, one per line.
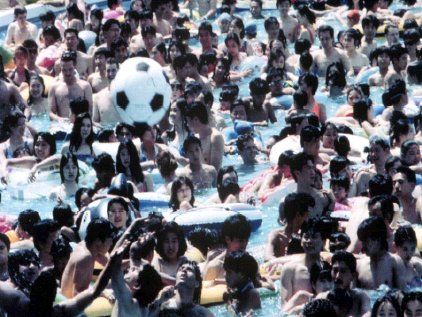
1, 0, 422, 315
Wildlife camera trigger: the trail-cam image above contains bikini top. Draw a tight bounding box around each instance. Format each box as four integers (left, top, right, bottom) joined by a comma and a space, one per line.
4, 140, 31, 158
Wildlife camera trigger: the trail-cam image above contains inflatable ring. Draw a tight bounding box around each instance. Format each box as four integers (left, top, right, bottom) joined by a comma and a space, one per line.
355, 21, 404, 38
163, 203, 263, 236
84, 297, 113, 317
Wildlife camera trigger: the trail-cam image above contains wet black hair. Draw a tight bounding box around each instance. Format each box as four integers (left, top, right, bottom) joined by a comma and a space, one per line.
50, 236, 72, 259
8, 249, 40, 296
102, 19, 120, 32
299, 52, 313, 71
17, 209, 40, 236
264, 16, 280, 31
59, 152, 79, 184
249, 77, 269, 95
361, 14, 380, 29
329, 155, 350, 177
330, 175, 350, 192
297, 4, 316, 24
371, 294, 402, 317
133, 264, 164, 307
0, 233, 10, 251
402, 291, 422, 311
298, 72, 319, 95
116, 139, 145, 184
334, 135, 351, 157
222, 214, 251, 241
282, 192, 315, 223
169, 176, 195, 211
357, 216, 388, 250
401, 139, 419, 165
186, 101, 209, 124
75, 187, 94, 209
293, 89, 308, 109
223, 250, 258, 281
290, 152, 314, 181
92, 153, 115, 173
187, 227, 221, 256
303, 299, 337, 317
156, 151, 178, 179
295, 38, 312, 54
300, 125, 321, 147
329, 233, 351, 253
368, 174, 393, 196
394, 225, 417, 247
277, 150, 294, 168
301, 216, 335, 240
52, 203, 74, 228
183, 135, 202, 154
368, 194, 396, 224
155, 222, 187, 260
33, 132, 56, 157
85, 217, 115, 246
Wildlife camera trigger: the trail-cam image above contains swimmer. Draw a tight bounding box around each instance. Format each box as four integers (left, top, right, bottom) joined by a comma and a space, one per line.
265, 192, 314, 260
317, 251, 370, 316
169, 176, 195, 211
151, 222, 188, 285
356, 216, 405, 290
394, 226, 422, 288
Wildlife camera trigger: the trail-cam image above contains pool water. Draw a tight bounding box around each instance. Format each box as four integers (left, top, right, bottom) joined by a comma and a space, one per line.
1, 2, 421, 316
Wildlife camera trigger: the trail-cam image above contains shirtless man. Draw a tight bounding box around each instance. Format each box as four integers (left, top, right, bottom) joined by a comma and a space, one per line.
87, 48, 110, 93
280, 152, 334, 219
352, 134, 391, 196
49, 51, 93, 122
276, 0, 299, 43
92, 58, 122, 127
54, 28, 93, 79
179, 136, 217, 189
202, 214, 251, 284
237, 134, 258, 165
193, 22, 222, 58
312, 25, 353, 77
97, 19, 121, 51
359, 15, 379, 59
356, 216, 405, 290
393, 226, 422, 287
161, 261, 215, 316
280, 217, 330, 302
61, 217, 114, 298
186, 101, 224, 171
208, 166, 242, 204
368, 46, 391, 87
129, 10, 164, 54
384, 24, 401, 47
5, 7, 37, 48
151, 0, 172, 37
385, 44, 408, 85
392, 166, 422, 224
317, 251, 371, 316
243, 77, 277, 124
250, 0, 265, 19
185, 53, 212, 91
265, 192, 314, 261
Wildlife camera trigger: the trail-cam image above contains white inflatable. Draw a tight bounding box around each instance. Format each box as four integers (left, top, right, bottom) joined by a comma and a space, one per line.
79, 197, 137, 240
134, 192, 170, 211
78, 30, 97, 51
92, 141, 183, 185
7, 161, 91, 200
111, 57, 172, 127
162, 203, 262, 235
269, 133, 369, 165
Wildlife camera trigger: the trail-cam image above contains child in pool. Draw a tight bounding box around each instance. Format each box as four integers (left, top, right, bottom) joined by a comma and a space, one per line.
330, 176, 352, 209
223, 250, 261, 315
151, 222, 188, 285
394, 225, 422, 288
169, 176, 195, 211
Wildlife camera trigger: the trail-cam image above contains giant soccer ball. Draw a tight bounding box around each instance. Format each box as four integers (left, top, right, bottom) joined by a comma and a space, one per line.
111, 57, 172, 126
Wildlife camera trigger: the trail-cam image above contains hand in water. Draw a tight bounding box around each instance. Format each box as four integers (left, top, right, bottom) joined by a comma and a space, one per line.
28, 169, 37, 183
